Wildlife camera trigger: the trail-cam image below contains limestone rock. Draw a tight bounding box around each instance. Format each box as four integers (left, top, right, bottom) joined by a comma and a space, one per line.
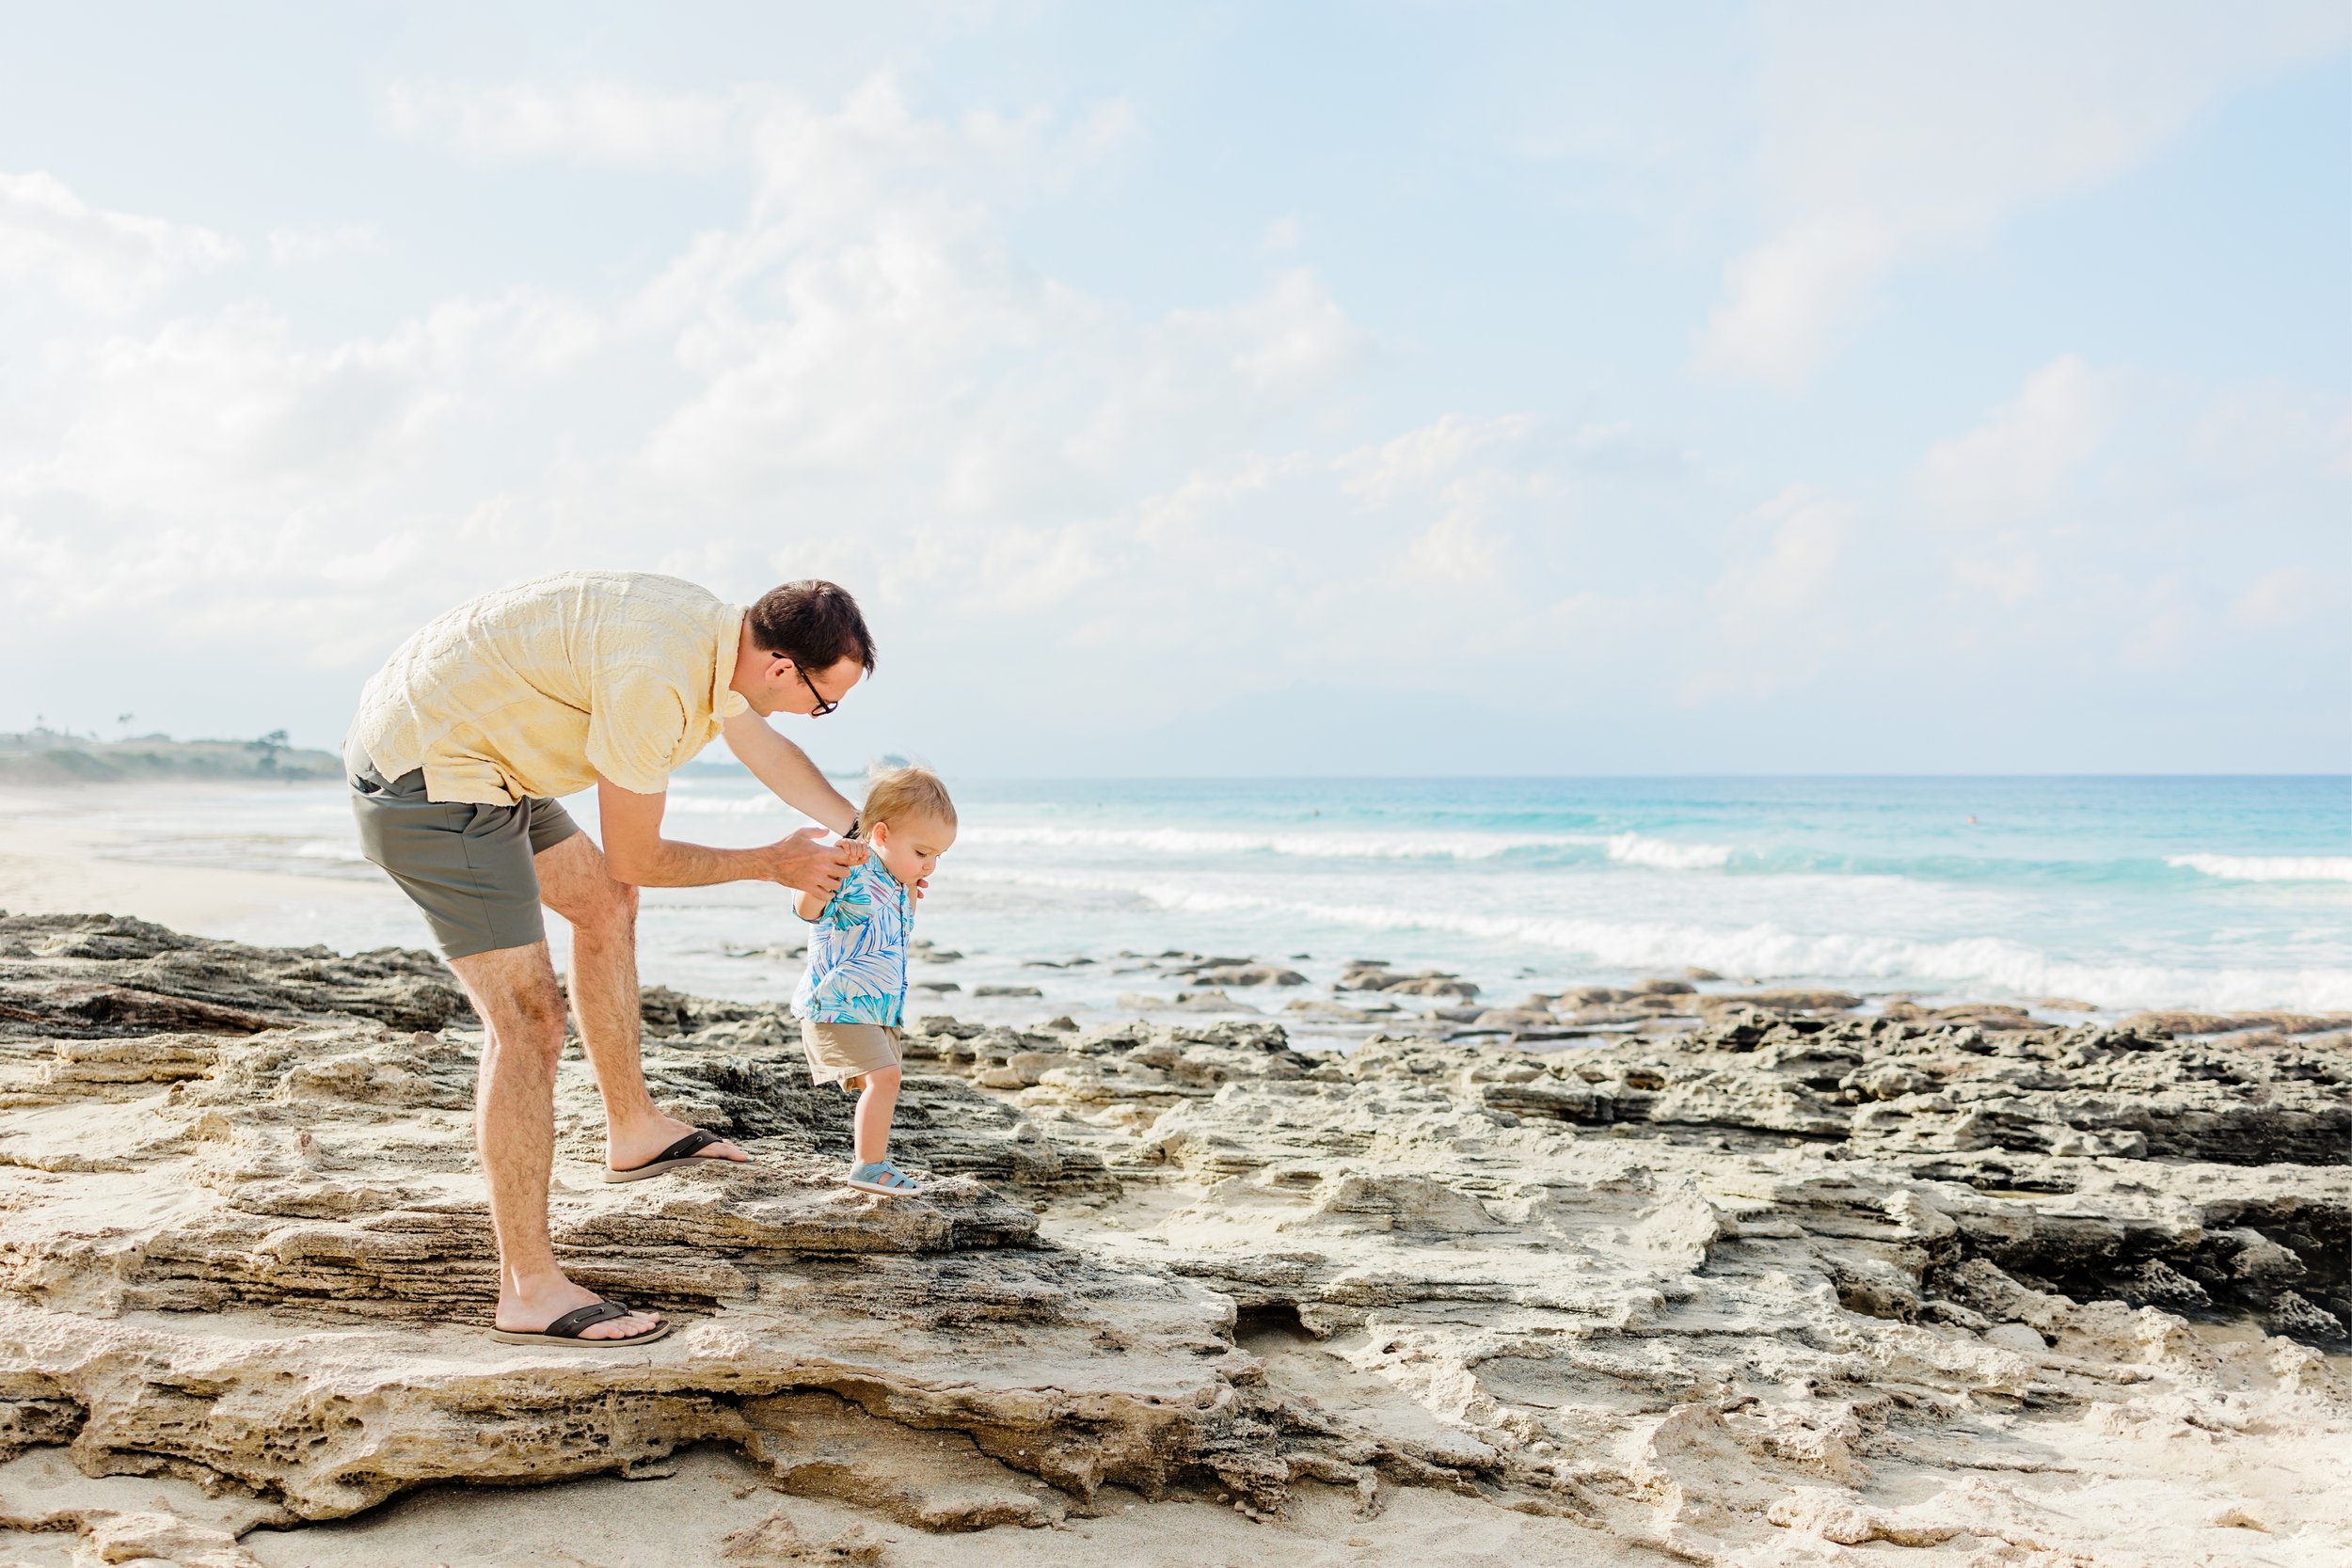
1174, 961, 1308, 988
1, 916, 2348, 1564
1337, 965, 1479, 1001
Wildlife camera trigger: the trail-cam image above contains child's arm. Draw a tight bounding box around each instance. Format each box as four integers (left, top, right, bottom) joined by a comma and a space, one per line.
797, 867, 873, 926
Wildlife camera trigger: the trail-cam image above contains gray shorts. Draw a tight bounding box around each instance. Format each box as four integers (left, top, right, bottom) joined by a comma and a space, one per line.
349, 760, 582, 959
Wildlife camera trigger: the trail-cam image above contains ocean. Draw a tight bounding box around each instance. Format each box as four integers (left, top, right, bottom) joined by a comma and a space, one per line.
53, 773, 2352, 1029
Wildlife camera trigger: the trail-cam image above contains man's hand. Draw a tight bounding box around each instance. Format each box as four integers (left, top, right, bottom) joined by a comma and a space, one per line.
769, 826, 867, 896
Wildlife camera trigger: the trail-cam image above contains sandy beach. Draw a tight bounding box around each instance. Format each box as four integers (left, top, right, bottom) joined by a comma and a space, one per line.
0, 788, 404, 942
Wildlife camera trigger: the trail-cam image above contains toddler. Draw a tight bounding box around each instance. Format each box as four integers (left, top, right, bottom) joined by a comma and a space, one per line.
791, 766, 957, 1196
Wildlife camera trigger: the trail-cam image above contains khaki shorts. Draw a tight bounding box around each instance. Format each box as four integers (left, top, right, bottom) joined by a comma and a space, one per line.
802, 1021, 902, 1088
348, 752, 582, 959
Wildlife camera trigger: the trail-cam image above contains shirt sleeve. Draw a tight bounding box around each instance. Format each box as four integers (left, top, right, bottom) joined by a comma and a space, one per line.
823, 866, 878, 929
584, 667, 691, 795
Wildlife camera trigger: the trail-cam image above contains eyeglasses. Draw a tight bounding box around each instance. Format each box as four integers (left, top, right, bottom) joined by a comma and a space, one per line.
798, 664, 839, 718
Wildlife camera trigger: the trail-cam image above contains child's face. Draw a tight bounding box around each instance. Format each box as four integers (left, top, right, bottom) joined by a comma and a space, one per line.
869, 812, 954, 887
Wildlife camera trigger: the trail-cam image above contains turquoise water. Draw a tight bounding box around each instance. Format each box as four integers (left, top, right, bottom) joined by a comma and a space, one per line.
75, 773, 2352, 1018
652, 773, 2351, 1014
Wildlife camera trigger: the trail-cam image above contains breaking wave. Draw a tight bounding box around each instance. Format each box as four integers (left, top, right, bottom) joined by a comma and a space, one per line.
2166, 853, 2352, 884
1600, 832, 1733, 870
960, 824, 1739, 869
973, 869, 2352, 1013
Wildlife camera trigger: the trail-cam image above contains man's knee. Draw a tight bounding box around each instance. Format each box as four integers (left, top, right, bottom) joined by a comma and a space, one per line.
456, 957, 571, 1063
866, 1064, 902, 1091
569, 863, 640, 938
535, 833, 639, 938
485, 986, 567, 1067
516, 979, 572, 1037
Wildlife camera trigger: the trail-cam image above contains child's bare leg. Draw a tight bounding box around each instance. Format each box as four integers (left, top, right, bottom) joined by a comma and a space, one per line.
853, 1064, 902, 1165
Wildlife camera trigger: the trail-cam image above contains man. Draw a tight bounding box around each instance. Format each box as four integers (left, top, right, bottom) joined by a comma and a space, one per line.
347, 571, 873, 1347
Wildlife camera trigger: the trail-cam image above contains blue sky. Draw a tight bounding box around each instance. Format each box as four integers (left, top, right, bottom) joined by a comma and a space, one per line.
2, 2, 2345, 774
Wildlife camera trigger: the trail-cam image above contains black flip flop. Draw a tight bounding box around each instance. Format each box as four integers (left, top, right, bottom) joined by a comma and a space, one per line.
488, 1299, 672, 1348
603, 1127, 741, 1184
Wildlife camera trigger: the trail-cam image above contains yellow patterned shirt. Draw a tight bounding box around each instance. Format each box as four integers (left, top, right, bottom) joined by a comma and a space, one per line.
349, 572, 748, 804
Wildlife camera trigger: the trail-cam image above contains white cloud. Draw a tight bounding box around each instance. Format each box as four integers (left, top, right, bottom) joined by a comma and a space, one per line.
2, 290, 603, 523
2117, 575, 2197, 670
4, 53, 2339, 769
1683, 484, 1856, 701
1738, 484, 1849, 611
0, 170, 236, 314
381, 71, 1137, 214
1396, 490, 1504, 588
1565, 420, 1693, 478
1697, 1, 2352, 383
381, 80, 747, 167
1919, 355, 2113, 529
1338, 414, 1534, 505
0, 77, 1364, 680
1902, 356, 2350, 678
1695, 215, 1893, 388
1949, 546, 2045, 607
268, 223, 383, 266
2231, 566, 2320, 628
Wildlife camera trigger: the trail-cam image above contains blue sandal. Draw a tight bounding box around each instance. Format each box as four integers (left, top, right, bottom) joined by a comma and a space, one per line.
846, 1160, 921, 1196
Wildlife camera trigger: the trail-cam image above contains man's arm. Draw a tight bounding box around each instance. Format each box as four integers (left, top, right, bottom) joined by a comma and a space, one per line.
598, 776, 864, 894
723, 710, 857, 835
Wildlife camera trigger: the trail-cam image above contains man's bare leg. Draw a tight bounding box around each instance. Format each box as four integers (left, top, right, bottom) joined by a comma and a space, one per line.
448, 940, 660, 1340
534, 832, 747, 1172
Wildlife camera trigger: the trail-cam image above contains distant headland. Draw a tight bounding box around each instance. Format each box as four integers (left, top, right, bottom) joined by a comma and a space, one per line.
0, 728, 342, 785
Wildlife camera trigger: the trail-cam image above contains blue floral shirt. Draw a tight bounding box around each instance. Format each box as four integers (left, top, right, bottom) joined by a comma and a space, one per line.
791, 858, 912, 1026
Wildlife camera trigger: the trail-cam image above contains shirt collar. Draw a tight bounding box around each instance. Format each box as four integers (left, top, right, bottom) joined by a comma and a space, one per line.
712, 605, 750, 721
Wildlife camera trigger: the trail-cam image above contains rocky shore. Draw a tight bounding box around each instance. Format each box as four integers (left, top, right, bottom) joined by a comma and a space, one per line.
1, 911, 2346, 1566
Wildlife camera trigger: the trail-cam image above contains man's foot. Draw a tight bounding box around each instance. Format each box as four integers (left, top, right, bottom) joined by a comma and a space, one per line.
495, 1276, 661, 1342
607, 1113, 748, 1176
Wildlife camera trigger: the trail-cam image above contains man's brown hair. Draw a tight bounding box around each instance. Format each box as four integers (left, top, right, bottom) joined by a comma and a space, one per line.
748, 580, 875, 674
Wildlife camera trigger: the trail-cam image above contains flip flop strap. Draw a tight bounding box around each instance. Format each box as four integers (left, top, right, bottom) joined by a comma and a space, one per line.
649, 1128, 722, 1164
541, 1300, 631, 1338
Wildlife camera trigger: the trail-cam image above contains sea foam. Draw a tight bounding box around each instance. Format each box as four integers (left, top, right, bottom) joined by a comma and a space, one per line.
1602, 832, 1733, 870
958, 824, 1738, 868
2166, 853, 2352, 884
961, 825, 1553, 860
976, 868, 2352, 1013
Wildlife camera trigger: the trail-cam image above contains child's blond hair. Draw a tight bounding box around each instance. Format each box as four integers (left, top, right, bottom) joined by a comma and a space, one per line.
862, 765, 955, 832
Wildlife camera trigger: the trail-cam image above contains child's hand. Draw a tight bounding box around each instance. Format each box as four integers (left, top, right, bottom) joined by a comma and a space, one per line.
769, 827, 867, 896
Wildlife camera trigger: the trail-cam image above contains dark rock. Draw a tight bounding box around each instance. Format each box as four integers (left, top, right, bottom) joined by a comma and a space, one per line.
0, 912, 469, 1037
2269, 1291, 2347, 1341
